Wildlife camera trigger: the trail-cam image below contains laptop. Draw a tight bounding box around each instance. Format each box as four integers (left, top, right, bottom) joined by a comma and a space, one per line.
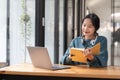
27, 46, 70, 70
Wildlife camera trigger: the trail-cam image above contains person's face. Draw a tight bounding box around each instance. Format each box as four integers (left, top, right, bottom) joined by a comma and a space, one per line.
82, 18, 96, 38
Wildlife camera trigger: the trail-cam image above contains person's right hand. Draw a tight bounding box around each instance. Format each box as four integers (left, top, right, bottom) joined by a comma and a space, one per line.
83, 48, 94, 61
68, 54, 72, 60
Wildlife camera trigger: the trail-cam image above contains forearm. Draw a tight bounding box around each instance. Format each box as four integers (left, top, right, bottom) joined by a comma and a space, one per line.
87, 56, 107, 67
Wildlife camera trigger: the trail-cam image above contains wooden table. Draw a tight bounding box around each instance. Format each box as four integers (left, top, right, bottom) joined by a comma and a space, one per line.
0, 63, 120, 80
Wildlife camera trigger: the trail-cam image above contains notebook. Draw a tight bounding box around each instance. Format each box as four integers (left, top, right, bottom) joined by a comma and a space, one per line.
27, 46, 70, 70
70, 42, 100, 63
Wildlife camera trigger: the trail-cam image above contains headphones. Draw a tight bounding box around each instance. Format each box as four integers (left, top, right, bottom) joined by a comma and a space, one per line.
81, 35, 98, 48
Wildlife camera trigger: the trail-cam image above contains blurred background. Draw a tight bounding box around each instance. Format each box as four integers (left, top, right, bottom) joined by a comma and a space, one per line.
0, 0, 120, 66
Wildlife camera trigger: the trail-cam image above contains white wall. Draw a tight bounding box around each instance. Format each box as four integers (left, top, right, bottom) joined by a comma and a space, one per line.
59, 0, 64, 63
0, 0, 7, 62
45, 0, 55, 63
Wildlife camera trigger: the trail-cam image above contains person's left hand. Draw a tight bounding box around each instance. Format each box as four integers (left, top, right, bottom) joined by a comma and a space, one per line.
83, 48, 94, 61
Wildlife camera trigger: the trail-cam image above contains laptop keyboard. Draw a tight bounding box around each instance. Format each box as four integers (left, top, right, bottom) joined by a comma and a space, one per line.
52, 65, 70, 70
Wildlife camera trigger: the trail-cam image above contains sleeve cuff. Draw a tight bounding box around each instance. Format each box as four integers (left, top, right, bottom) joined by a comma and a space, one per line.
87, 56, 97, 64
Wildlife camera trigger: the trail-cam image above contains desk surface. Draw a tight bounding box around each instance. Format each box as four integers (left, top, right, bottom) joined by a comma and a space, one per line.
0, 63, 120, 79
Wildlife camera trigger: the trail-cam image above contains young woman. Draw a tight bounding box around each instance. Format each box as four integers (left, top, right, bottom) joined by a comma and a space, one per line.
60, 13, 108, 67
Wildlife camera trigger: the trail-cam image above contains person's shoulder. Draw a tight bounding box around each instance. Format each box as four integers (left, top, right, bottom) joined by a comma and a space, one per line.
70, 36, 82, 43
72, 36, 82, 41
97, 36, 107, 42
98, 36, 107, 40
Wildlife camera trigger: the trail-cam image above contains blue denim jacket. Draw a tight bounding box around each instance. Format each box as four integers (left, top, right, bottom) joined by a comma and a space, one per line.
60, 36, 108, 67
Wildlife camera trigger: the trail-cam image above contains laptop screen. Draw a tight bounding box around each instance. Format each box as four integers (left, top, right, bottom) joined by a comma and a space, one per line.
27, 47, 53, 69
